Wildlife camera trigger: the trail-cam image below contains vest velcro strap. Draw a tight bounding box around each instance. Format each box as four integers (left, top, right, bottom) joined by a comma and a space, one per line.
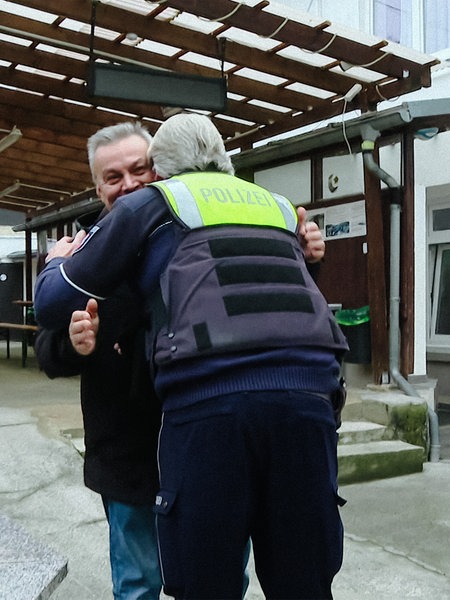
193, 322, 213, 351
224, 292, 314, 316
209, 237, 296, 259
216, 264, 305, 286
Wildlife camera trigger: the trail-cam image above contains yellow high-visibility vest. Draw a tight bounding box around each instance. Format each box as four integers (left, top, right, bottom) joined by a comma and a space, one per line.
151, 172, 298, 232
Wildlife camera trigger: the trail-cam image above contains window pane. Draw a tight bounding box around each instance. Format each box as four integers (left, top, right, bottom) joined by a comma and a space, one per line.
374, 0, 400, 43
374, 0, 412, 46
424, 0, 450, 53
436, 249, 450, 334
433, 208, 450, 232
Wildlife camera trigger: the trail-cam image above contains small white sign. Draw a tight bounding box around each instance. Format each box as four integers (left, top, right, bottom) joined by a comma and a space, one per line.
306, 200, 366, 240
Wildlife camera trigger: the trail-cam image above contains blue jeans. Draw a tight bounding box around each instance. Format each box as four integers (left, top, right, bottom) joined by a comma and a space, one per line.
103, 498, 162, 600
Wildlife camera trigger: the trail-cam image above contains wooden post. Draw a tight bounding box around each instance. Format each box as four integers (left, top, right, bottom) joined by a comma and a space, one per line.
25, 227, 33, 302
400, 132, 416, 376
363, 146, 389, 382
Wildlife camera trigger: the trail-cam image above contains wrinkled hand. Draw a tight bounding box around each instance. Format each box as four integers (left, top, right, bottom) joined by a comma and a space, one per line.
45, 230, 87, 263
69, 298, 99, 356
297, 206, 325, 264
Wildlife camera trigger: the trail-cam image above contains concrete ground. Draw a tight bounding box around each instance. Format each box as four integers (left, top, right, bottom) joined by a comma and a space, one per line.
1, 343, 450, 599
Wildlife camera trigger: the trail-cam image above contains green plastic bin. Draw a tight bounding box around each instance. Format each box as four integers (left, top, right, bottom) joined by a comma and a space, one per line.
335, 305, 371, 364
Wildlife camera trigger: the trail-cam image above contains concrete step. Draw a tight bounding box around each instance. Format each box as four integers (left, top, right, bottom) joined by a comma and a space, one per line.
341, 387, 366, 421
337, 386, 428, 484
338, 439, 424, 485
0, 513, 67, 600
60, 389, 429, 487
338, 420, 386, 445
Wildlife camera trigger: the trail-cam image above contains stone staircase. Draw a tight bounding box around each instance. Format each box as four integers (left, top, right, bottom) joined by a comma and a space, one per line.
63, 387, 431, 487
337, 386, 429, 485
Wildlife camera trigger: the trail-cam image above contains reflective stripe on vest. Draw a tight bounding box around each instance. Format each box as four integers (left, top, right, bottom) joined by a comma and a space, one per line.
151, 172, 298, 232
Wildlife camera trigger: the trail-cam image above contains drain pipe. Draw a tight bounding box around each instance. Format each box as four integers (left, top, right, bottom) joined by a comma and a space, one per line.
360, 124, 440, 462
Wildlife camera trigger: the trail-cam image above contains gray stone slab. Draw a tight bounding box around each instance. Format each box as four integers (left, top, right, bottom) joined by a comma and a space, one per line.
0, 513, 67, 600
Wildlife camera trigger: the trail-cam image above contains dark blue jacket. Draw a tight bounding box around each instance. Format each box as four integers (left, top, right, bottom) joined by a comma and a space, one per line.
34, 208, 160, 504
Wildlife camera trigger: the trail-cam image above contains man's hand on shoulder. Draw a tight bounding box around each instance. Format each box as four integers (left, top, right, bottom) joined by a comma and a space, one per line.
45, 230, 87, 263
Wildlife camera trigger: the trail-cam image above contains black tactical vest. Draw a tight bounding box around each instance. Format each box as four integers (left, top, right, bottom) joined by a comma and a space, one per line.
150, 174, 349, 365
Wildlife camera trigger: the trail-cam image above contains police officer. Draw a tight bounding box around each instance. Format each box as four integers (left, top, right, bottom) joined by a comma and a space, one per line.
35, 113, 348, 600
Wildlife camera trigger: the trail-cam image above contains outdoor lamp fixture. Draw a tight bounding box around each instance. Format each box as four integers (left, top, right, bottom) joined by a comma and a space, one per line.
0, 127, 22, 153
414, 126, 439, 140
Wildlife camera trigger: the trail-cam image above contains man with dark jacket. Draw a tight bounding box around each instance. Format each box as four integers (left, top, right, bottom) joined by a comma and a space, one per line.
34, 122, 162, 600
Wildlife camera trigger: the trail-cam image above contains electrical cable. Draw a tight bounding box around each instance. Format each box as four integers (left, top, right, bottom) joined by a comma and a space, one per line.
341, 99, 352, 155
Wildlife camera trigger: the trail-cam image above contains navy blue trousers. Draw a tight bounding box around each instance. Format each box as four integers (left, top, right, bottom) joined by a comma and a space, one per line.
155, 390, 345, 600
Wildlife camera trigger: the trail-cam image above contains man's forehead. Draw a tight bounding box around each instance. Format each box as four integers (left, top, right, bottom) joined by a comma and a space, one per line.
94, 135, 149, 171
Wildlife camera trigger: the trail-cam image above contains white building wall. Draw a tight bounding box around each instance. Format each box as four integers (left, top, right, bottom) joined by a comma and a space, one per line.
254, 161, 311, 205
273, 0, 363, 31
322, 153, 365, 199
248, 1, 449, 387
415, 130, 450, 187
414, 185, 428, 376
0, 227, 38, 303
0, 227, 36, 261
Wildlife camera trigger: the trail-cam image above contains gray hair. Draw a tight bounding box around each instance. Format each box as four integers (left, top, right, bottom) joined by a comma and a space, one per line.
151, 113, 234, 179
87, 121, 153, 182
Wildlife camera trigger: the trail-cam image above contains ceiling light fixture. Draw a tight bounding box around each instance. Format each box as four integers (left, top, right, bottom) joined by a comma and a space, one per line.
0, 127, 22, 153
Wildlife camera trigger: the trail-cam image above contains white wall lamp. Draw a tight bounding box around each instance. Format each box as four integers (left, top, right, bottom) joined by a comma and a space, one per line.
414, 127, 439, 141
0, 126, 22, 153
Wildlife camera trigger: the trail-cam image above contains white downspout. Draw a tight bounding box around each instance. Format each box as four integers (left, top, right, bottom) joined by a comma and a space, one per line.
360, 124, 440, 462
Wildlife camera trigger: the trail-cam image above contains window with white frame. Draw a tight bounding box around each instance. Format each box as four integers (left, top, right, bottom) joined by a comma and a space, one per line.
430, 244, 450, 337
428, 199, 450, 349
374, 0, 412, 47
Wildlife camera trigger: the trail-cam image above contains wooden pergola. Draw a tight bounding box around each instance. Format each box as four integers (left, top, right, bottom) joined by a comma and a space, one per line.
0, 0, 442, 382
0, 0, 438, 216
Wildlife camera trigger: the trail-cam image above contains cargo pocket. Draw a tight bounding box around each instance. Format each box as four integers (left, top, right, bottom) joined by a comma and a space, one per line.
155, 489, 177, 515
154, 489, 182, 593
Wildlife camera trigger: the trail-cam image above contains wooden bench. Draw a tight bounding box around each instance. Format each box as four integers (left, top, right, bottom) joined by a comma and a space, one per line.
0, 322, 38, 368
